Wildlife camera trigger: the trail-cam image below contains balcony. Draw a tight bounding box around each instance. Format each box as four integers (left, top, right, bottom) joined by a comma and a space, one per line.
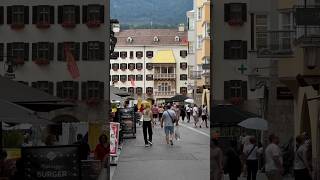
154, 73, 176, 80
257, 30, 295, 58
190, 70, 202, 80
154, 91, 176, 97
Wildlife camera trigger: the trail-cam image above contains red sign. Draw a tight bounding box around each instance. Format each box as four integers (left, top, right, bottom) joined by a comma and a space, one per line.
110, 122, 120, 156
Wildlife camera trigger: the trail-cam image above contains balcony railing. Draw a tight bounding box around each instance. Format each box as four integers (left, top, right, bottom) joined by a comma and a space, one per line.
154, 91, 176, 97
189, 70, 202, 80
154, 73, 176, 79
257, 30, 295, 58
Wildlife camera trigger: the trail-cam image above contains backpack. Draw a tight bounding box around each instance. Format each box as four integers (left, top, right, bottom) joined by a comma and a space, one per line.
198, 107, 202, 116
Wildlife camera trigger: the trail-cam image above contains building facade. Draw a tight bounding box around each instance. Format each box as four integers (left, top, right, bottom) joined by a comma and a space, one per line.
111, 27, 189, 104
0, 0, 108, 137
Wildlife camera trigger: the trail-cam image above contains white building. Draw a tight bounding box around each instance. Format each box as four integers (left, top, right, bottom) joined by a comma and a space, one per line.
111, 26, 189, 104
0, 1, 108, 136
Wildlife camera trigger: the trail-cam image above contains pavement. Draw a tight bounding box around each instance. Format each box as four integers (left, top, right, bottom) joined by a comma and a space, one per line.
111, 118, 210, 180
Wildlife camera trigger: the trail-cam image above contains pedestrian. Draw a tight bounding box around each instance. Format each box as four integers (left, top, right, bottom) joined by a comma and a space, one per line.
243, 136, 261, 180
151, 104, 159, 125
74, 134, 91, 160
143, 103, 153, 147
94, 134, 109, 162
158, 105, 164, 122
180, 105, 186, 122
201, 105, 209, 128
192, 104, 199, 128
294, 135, 312, 180
265, 134, 283, 180
160, 104, 177, 146
45, 134, 58, 146
211, 139, 224, 180
186, 105, 191, 122
224, 148, 242, 180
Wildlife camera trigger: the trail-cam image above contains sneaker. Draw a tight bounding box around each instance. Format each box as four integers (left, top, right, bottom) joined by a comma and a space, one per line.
145, 144, 150, 147
199, 125, 202, 128
148, 140, 153, 145
170, 140, 173, 146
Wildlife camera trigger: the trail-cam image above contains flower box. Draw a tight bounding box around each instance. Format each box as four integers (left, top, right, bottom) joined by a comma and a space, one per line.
36, 22, 50, 29
229, 97, 244, 105
86, 20, 101, 28
11, 23, 25, 30
228, 19, 244, 26
34, 59, 50, 65
13, 58, 25, 65
86, 97, 101, 106
62, 21, 76, 28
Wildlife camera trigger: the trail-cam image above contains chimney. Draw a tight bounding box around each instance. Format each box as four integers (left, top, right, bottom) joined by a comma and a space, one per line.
178, 23, 185, 32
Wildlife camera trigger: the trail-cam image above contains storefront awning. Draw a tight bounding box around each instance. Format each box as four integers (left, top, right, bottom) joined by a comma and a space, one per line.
153, 50, 176, 64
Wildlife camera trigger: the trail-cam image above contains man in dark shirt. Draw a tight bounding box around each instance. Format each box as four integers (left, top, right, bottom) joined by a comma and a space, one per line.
74, 134, 91, 160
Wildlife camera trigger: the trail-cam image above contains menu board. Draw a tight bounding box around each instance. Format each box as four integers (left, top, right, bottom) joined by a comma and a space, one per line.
118, 108, 135, 136
21, 145, 81, 180
81, 160, 102, 180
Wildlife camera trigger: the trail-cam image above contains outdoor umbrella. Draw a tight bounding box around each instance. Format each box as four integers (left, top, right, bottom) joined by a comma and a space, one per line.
168, 95, 189, 102
238, 117, 268, 130
111, 86, 131, 97
184, 99, 194, 104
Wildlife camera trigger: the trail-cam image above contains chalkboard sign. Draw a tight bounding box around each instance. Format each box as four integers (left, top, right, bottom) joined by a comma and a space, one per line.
81, 160, 102, 180
21, 145, 81, 180
277, 87, 293, 100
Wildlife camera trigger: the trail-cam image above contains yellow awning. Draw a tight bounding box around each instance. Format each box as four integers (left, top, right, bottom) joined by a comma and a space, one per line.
153, 50, 176, 64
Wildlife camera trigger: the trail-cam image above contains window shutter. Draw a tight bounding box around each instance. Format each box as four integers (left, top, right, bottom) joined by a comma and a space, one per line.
242, 3, 247, 22
7, 6, 12, 24
31, 82, 37, 88
48, 82, 54, 95
32, 43, 37, 60
57, 43, 63, 61
50, 6, 54, 24
7, 43, 12, 61
75, 6, 80, 24
242, 81, 248, 100
56, 82, 63, 97
82, 6, 87, 23
224, 41, 229, 59
49, 42, 54, 61
81, 82, 87, 100
32, 6, 37, 24
24, 6, 29, 24
99, 82, 104, 99
224, 4, 230, 22
75, 42, 80, 61
242, 41, 247, 59
100, 5, 104, 23
24, 43, 29, 61
82, 42, 88, 60
224, 81, 231, 100
73, 81, 79, 100
0, 7, 4, 24
58, 6, 62, 24
0, 43, 3, 61
99, 42, 105, 60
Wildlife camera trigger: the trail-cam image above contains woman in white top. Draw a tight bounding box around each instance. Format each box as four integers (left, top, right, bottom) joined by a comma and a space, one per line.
142, 104, 153, 147
243, 136, 261, 180
294, 135, 312, 180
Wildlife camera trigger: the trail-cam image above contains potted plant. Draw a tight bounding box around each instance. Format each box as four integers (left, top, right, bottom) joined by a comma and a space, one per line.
36, 21, 50, 28
86, 19, 101, 28
86, 97, 100, 106
11, 22, 25, 29
229, 97, 244, 105
228, 18, 244, 26
34, 58, 50, 65
62, 20, 76, 28
13, 58, 25, 65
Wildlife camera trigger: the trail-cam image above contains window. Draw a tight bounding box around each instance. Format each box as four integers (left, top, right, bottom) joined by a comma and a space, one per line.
33, 6, 54, 27
83, 5, 104, 26
188, 42, 195, 53
180, 87, 187, 95
197, 35, 203, 49
180, 62, 188, 70
0, 43, 3, 61
136, 63, 143, 70
136, 74, 143, 81
57, 81, 79, 100
158, 82, 171, 92
120, 63, 127, 71
128, 75, 135, 81
224, 40, 247, 59
112, 63, 119, 71
146, 87, 153, 95
180, 50, 188, 58
112, 75, 119, 82
32, 81, 54, 95
81, 81, 104, 100
136, 51, 143, 59
128, 87, 134, 94
224, 80, 247, 99
146, 63, 153, 70
279, 12, 293, 50
146, 74, 153, 81
120, 51, 127, 59
120, 87, 127, 92
168, 67, 174, 73
224, 3, 247, 25
32, 42, 54, 61
0, 7, 3, 25
161, 67, 168, 74
120, 75, 127, 82
58, 42, 80, 61
128, 63, 135, 70
197, 7, 202, 20
188, 16, 194, 30
146, 51, 153, 58
155, 67, 160, 73
58, 5, 80, 27
136, 87, 143, 95
180, 74, 188, 80
129, 51, 134, 59
7, 6, 29, 28
204, 23, 210, 38
256, 14, 268, 50
82, 41, 105, 61
110, 51, 119, 59
7, 42, 29, 62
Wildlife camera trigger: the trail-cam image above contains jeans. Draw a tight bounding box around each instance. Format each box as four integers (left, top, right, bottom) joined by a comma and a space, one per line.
246, 160, 258, 180
143, 121, 152, 144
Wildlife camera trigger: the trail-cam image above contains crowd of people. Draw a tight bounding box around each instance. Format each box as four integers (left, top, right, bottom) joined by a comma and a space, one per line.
211, 133, 313, 180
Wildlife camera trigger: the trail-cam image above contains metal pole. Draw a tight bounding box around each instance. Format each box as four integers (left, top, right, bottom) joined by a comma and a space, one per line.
143, 46, 146, 100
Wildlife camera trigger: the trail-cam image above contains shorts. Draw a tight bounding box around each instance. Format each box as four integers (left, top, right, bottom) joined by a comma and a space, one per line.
164, 126, 174, 135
